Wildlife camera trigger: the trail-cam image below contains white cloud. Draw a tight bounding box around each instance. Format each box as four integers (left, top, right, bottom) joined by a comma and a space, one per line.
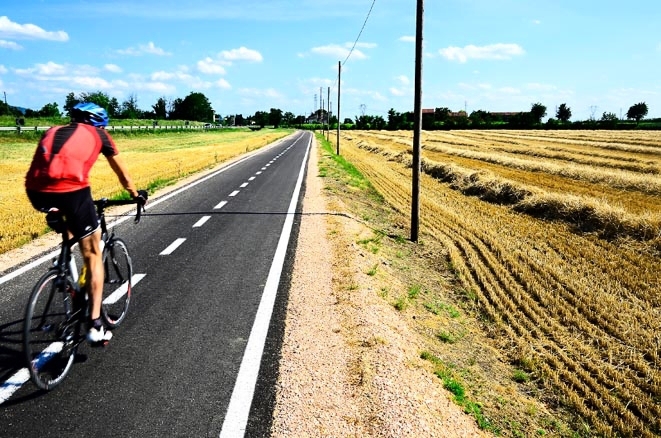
71, 76, 113, 89
151, 69, 192, 82
312, 44, 366, 60
220, 47, 263, 62
0, 16, 68, 41
0, 64, 7, 74
439, 43, 525, 63
532, 19, 541, 25
104, 64, 122, 73
390, 87, 406, 97
399, 36, 415, 43
14, 61, 68, 76
525, 83, 557, 92
216, 78, 231, 89
132, 81, 175, 94
197, 57, 228, 74
498, 86, 521, 95
117, 41, 171, 56
395, 75, 410, 86
238, 88, 283, 99
311, 41, 376, 60
0, 39, 21, 50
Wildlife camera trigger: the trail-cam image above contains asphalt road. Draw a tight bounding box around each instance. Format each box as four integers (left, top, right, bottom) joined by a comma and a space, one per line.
0, 130, 312, 437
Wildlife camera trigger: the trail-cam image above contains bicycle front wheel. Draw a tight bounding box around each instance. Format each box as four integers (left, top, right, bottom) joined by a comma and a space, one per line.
102, 237, 132, 328
24, 269, 77, 391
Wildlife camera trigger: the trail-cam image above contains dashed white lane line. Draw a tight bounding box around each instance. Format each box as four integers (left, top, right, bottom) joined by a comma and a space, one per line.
104, 273, 146, 304
160, 238, 186, 256
229, 190, 240, 197
255, 171, 262, 175
0, 368, 30, 404
0, 273, 146, 404
214, 201, 228, 210
261, 167, 267, 171
248, 177, 255, 181
193, 216, 211, 228
240, 182, 249, 188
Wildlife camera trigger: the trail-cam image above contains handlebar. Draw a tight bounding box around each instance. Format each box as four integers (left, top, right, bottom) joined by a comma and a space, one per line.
94, 196, 146, 223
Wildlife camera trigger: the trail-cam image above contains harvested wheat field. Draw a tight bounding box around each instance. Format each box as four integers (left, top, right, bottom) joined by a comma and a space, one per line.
335, 130, 661, 437
0, 129, 291, 255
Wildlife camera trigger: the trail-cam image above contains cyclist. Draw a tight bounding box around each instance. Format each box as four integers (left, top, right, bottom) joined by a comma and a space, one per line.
25, 102, 147, 344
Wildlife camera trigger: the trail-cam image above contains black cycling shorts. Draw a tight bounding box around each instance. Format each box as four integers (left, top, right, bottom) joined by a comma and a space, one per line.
26, 187, 99, 242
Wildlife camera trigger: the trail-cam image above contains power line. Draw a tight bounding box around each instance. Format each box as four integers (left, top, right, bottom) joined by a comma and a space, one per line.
328, 0, 377, 101
342, 0, 377, 67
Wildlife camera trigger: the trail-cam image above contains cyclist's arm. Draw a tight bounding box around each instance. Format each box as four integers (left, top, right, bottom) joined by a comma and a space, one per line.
106, 154, 139, 198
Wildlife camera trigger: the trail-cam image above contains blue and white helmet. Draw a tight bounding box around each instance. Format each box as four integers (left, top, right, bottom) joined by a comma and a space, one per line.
71, 102, 109, 127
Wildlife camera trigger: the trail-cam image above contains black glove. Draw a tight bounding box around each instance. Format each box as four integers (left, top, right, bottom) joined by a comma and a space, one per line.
135, 189, 148, 206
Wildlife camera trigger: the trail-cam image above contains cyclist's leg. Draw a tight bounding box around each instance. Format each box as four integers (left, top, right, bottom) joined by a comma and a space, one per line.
79, 229, 103, 320
59, 188, 111, 342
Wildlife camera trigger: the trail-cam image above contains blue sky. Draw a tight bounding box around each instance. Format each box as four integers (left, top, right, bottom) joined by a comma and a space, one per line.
1, 0, 659, 121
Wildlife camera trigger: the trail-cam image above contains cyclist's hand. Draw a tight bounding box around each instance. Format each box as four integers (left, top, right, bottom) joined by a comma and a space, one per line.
135, 189, 148, 206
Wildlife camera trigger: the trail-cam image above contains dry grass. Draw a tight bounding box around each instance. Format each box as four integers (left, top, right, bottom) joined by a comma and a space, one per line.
0, 129, 291, 254
334, 130, 661, 437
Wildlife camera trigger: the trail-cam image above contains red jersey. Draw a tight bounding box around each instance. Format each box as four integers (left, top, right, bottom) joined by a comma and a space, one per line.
25, 122, 119, 193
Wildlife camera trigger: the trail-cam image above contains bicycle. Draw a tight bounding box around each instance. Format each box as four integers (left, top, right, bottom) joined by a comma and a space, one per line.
23, 197, 144, 390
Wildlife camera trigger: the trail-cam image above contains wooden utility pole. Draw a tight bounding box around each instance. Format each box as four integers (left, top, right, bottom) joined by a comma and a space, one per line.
411, 0, 424, 242
336, 61, 341, 155
327, 87, 331, 141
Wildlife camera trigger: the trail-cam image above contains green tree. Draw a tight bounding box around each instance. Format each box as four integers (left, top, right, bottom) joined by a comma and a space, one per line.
108, 97, 120, 118
171, 92, 213, 122
530, 102, 547, 124
507, 112, 536, 129
626, 102, 648, 125
556, 103, 572, 123
268, 108, 283, 128
469, 110, 492, 127
434, 107, 451, 122
37, 102, 61, 118
120, 93, 141, 119
387, 108, 404, 130
152, 97, 168, 120
600, 112, 619, 129
282, 111, 295, 127
80, 91, 112, 111
64, 92, 78, 115
253, 111, 269, 128
64, 91, 114, 117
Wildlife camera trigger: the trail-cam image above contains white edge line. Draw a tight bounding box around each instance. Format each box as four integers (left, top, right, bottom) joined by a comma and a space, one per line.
219, 132, 311, 437
160, 238, 186, 256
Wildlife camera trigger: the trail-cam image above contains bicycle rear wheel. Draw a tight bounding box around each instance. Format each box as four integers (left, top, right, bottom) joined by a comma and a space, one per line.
24, 270, 78, 391
101, 237, 132, 328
